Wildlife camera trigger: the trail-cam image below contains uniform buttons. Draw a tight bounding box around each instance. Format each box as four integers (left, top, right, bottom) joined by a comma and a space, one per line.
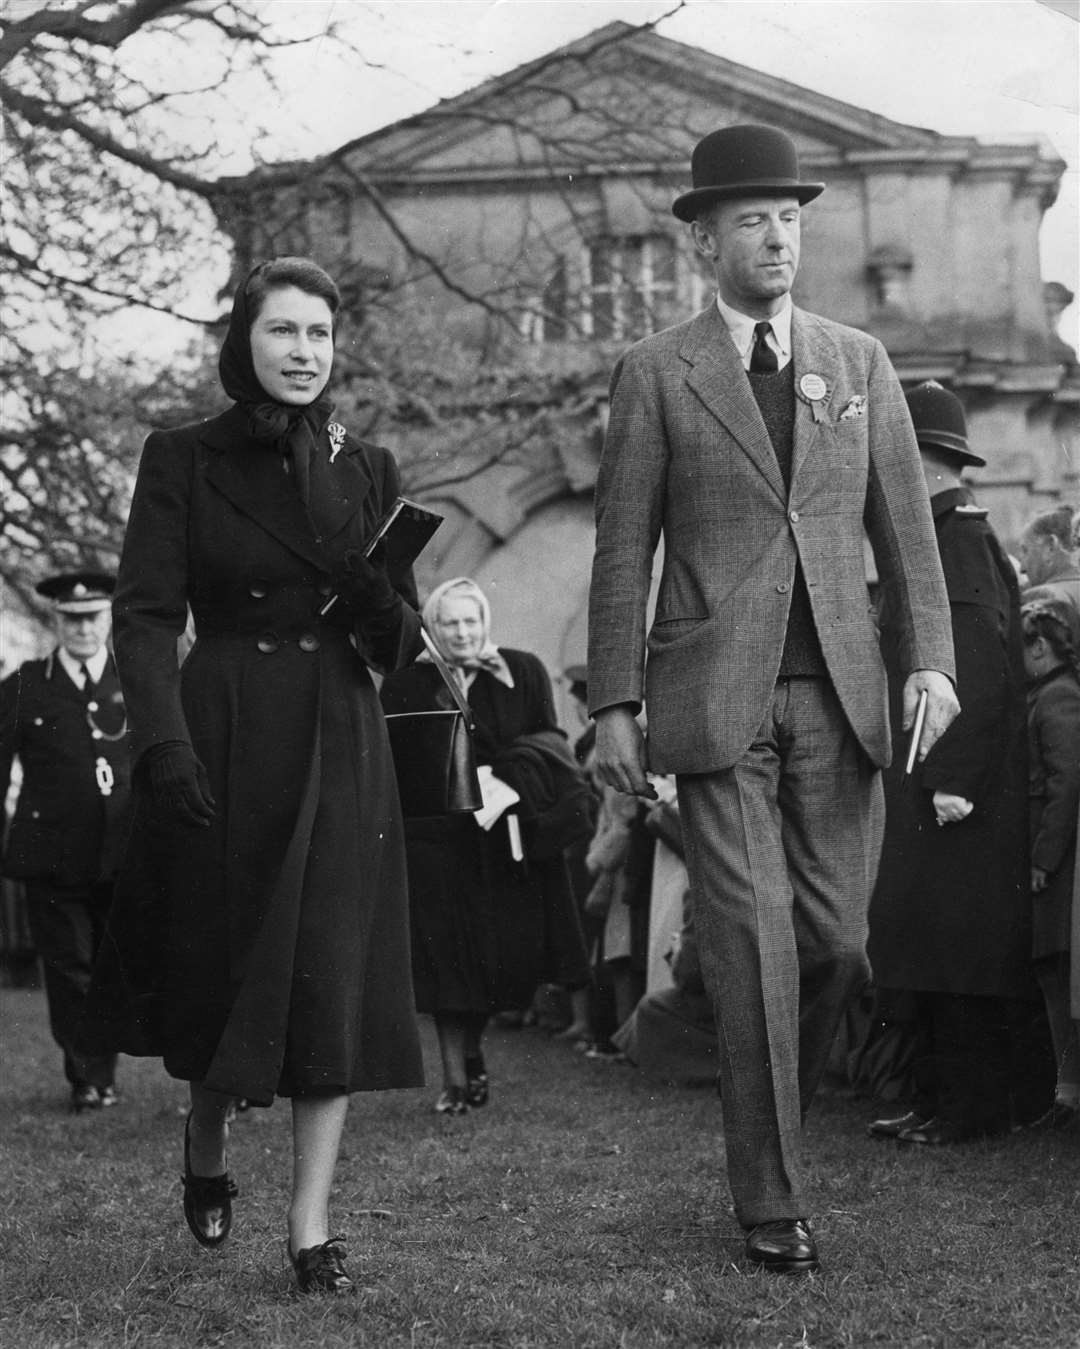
298, 633, 321, 653
776, 582, 789, 593
33, 717, 43, 726
256, 632, 280, 654
249, 580, 269, 599
788, 510, 800, 524
31, 810, 40, 819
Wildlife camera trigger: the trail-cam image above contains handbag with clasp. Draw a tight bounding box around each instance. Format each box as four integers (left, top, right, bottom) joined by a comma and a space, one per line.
385, 627, 483, 817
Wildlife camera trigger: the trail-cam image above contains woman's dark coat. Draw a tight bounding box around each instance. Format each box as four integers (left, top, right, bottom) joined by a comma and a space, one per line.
1026, 665, 1080, 959
380, 649, 591, 1014
86, 406, 424, 1103
870, 487, 1035, 999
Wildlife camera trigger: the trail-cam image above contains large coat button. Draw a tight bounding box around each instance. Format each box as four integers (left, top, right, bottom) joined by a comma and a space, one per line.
298, 633, 321, 653
256, 632, 280, 654
249, 579, 270, 599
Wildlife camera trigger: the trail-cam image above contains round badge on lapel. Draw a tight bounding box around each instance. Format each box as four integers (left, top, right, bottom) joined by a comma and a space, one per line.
800, 374, 827, 402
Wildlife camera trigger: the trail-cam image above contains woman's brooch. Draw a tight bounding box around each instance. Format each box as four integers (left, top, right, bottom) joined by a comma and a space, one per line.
328, 422, 347, 463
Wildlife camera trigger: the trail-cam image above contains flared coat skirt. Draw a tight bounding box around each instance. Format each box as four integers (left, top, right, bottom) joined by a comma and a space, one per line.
86, 629, 423, 1104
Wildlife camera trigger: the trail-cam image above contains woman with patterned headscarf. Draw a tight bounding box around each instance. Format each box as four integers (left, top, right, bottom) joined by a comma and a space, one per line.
381, 577, 591, 1115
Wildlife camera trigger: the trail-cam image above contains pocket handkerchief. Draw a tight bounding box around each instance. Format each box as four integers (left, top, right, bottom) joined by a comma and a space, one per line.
838, 395, 866, 421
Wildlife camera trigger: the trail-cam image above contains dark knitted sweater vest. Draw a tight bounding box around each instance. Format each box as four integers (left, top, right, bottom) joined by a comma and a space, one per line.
747, 364, 827, 677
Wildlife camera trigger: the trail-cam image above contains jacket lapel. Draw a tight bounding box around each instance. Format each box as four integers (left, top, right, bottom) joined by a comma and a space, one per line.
789, 310, 842, 490
681, 305, 786, 503
201, 409, 331, 571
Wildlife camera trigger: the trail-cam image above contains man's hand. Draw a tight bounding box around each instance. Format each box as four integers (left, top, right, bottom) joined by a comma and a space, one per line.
932, 790, 973, 826
902, 669, 959, 763
593, 705, 657, 799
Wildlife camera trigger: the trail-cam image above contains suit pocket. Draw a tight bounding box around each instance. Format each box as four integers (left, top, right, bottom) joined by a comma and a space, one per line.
647, 616, 709, 652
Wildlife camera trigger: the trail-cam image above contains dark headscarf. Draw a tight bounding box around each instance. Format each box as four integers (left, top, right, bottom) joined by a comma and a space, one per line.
218, 263, 335, 448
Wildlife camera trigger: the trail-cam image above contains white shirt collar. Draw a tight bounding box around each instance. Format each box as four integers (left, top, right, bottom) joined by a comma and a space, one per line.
57, 645, 109, 686
715, 293, 793, 370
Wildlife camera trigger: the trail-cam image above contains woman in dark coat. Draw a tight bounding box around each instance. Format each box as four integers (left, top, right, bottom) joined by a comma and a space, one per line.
88, 258, 424, 1292
1022, 600, 1080, 1127
380, 577, 591, 1115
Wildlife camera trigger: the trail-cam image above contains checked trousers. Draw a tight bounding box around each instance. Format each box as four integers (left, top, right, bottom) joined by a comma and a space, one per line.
677, 677, 883, 1227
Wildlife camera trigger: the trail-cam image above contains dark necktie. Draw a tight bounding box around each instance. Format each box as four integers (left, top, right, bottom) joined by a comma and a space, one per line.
79, 663, 96, 700
750, 321, 779, 374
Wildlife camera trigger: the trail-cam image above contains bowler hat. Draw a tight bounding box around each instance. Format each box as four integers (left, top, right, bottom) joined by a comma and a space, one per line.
904, 381, 985, 467
36, 571, 115, 614
672, 125, 825, 223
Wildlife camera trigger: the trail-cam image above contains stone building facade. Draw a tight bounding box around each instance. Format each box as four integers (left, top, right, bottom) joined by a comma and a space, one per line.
220, 22, 1077, 719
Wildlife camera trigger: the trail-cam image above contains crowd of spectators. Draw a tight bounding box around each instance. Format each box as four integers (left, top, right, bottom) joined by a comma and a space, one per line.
5, 479, 1080, 1144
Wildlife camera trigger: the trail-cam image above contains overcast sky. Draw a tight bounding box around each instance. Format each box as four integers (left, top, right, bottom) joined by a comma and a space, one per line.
257, 0, 1078, 346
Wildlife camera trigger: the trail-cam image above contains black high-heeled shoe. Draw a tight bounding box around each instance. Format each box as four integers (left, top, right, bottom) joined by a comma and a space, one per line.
289, 1236, 353, 1293
182, 1112, 238, 1249
464, 1054, 489, 1107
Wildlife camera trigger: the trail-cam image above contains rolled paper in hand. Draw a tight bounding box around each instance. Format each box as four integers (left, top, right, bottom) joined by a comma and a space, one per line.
904, 689, 928, 776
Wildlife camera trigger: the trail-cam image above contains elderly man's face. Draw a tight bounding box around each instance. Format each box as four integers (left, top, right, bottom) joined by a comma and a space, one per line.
691, 194, 801, 319
57, 609, 111, 661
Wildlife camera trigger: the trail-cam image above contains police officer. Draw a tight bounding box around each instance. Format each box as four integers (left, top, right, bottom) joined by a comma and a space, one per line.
0, 572, 131, 1111
868, 383, 1046, 1142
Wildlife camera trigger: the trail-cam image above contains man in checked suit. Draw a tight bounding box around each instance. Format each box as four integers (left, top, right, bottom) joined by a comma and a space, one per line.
587, 125, 959, 1273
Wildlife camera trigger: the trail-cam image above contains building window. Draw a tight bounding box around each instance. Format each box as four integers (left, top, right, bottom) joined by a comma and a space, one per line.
525, 235, 679, 344
584, 235, 676, 340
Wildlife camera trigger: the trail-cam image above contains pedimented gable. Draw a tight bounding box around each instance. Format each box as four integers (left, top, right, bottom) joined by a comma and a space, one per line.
337, 21, 938, 181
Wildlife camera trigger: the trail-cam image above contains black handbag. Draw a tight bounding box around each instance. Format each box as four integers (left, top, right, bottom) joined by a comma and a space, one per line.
385, 627, 483, 818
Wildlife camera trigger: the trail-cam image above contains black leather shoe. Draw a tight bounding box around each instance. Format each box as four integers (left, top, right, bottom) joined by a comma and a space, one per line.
71, 1083, 102, 1113
464, 1054, 489, 1107
289, 1236, 353, 1294
1026, 1101, 1080, 1131
896, 1117, 976, 1146
867, 1109, 929, 1139
182, 1113, 238, 1248
434, 1086, 469, 1115
745, 1219, 819, 1274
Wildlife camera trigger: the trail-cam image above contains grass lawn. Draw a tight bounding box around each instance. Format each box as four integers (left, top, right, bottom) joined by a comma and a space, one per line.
2, 986, 1079, 1348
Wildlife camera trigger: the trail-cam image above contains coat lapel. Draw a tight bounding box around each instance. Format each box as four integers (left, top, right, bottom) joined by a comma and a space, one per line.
306, 436, 376, 546
789, 310, 842, 490
680, 305, 786, 503
200, 408, 364, 571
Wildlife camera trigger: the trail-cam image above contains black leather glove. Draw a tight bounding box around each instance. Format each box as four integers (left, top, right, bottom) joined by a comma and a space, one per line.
331, 547, 399, 618
141, 741, 216, 827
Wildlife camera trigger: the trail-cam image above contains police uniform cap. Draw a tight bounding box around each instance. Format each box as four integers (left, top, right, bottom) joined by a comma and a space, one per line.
905, 381, 985, 467
36, 571, 116, 615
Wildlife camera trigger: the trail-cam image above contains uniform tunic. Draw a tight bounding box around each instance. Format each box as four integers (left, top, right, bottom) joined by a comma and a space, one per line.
380, 649, 589, 1014
1, 653, 130, 889
86, 406, 424, 1104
